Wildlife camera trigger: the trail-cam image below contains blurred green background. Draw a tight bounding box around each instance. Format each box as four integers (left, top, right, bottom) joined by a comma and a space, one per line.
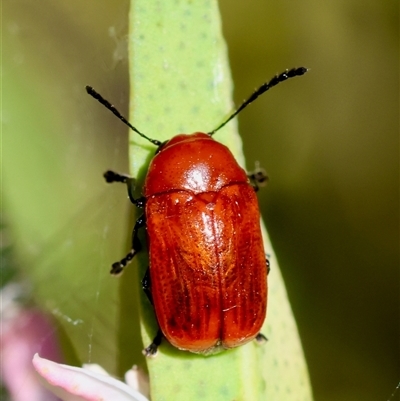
3, 1, 398, 401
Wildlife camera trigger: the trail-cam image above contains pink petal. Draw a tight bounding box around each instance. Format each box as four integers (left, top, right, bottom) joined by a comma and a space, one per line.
1, 301, 61, 401
33, 354, 149, 401
125, 365, 150, 399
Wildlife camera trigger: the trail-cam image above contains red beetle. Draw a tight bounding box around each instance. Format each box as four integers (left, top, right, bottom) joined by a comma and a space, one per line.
86, 67, 307, 355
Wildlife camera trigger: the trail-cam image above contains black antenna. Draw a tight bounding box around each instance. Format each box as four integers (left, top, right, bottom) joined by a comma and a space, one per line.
387, 381, 400, 401
85, 86, 162, 147
208, 67, 308, 136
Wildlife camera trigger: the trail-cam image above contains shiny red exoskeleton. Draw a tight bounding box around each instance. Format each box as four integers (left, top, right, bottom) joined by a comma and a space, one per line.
144, 133, 266, 353
86, 66, 307, 355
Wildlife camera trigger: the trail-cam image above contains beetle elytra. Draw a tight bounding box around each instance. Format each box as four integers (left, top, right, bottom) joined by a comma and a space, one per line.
86, 66, 307, 355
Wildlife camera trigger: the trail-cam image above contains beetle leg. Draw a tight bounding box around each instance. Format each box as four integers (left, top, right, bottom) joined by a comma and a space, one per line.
110, 214, 146, 275
103, 170, 145, 207
142, 329, 163, 357
254, 255, 271, 345
247, 162, 268, 192
141, 271, 165, 356
254, 258, 270, 345
255, 333, 268, 343
141, 268, 153, 305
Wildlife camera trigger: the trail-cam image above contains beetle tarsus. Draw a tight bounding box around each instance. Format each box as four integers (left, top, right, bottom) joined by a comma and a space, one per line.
266, 256, 271, 275
255, 333, 268, 343
103, 170, 130, 183
110, 250, 137, 275
103, 170, 144, 206
143, 329, 163, 357
248, 162, 268, 192
110, 261, 124, 275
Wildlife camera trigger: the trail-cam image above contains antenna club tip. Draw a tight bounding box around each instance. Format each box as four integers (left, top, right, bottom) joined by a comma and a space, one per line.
85, 85, 94, 94
298, 66, 309, 75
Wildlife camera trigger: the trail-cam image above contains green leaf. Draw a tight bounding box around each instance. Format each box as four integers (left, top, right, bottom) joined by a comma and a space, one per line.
2, 2, 137, 373
126, 2, 313, 400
